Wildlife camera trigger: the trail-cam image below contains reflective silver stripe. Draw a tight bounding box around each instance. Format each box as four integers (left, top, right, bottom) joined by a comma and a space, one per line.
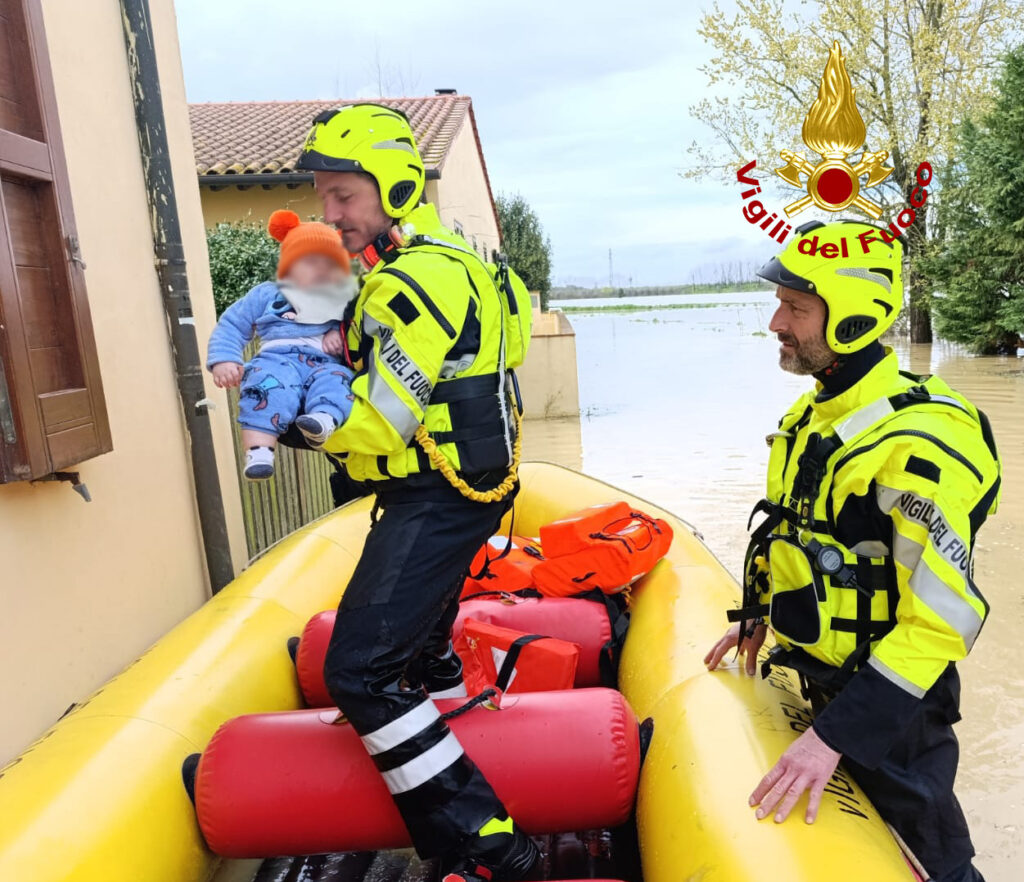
372, 139, 417, 155
867, 654, 927, 699
834, 397, 894, 443
928, 394, 970, 411
363, 315, 425, 442
361, 700, 439, 756
367, 368, 421, 441
878, 485, 974, 580
365, 315, 434, 408
892, 532, 984, 649
429, 682, 468, 699
835, 266, 892, 295
379, 731, 464, 795
416, 234, 478, 258
835, 266, 892, 293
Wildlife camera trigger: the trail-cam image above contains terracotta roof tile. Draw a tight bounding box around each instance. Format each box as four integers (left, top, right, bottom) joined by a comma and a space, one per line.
188, 95, 472, 177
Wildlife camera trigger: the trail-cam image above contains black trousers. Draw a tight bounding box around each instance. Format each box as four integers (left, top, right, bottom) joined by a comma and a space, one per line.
323, 478, 513, 858
814, 665, 982, 882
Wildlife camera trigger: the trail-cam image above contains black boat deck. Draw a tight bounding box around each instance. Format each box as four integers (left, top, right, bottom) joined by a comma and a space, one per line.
253, 830, 632, 882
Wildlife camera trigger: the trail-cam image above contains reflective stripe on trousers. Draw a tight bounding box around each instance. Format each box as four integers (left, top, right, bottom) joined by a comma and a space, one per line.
321, 482, 515, 857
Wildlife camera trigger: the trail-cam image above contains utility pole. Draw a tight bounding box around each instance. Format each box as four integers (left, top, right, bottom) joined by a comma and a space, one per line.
608, 248, 613, 289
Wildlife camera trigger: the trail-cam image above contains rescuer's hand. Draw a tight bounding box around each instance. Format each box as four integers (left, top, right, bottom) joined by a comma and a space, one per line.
323, 328, 345, 357
212, 362, 244, 388
750, 726, 842, 824
704, 622, 767, 676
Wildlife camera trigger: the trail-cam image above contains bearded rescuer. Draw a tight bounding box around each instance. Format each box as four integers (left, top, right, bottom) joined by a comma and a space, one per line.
294, 103, 537, 882
705, 220, 999, 882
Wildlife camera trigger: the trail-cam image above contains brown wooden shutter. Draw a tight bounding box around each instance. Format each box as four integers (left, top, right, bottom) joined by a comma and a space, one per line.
0, 0, 111, 481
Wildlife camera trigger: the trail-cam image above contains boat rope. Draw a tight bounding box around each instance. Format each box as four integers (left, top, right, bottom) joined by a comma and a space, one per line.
440, 687, 499, 721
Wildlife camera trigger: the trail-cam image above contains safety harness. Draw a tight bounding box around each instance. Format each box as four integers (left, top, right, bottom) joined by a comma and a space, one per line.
730, 375, 997, 690
368, 234, 526, 503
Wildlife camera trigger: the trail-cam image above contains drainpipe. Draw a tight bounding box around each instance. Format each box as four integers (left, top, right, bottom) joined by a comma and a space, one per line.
119, 0, 234, 593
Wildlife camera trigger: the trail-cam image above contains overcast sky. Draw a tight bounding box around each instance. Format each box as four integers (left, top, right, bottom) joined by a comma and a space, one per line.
175, 0, 776, 287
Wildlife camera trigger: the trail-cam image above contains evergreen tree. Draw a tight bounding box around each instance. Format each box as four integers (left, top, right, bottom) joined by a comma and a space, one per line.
495, 193, 552, 311
924, 47, 1024, 354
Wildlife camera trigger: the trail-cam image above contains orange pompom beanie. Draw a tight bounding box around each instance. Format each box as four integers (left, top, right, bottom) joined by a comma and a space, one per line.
267, 209, 351, 278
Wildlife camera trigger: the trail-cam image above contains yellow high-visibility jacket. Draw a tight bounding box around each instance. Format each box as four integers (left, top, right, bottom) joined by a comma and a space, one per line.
742, 348, 1000, 766
324, 203, 528, 484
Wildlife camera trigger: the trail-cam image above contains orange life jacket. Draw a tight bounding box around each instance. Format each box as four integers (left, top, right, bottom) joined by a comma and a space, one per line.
539, 502, 633, 556
457, 595, 616, 687
461, 534, 545, 599
533, 504, 673, 596
455, 618, 580, 695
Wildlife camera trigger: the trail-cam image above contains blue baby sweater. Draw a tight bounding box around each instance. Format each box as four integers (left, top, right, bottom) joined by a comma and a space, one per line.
206, 281, 340, 368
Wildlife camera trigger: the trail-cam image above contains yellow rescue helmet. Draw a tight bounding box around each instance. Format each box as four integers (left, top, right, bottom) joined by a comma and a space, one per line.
758, 219, 903, 354
296, 103, 425, 219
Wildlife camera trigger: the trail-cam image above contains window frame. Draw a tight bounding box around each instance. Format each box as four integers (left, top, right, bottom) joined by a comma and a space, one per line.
0, 0, 111, 482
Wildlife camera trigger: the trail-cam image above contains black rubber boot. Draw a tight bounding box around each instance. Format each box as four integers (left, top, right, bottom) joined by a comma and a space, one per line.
440, 814, 540, 882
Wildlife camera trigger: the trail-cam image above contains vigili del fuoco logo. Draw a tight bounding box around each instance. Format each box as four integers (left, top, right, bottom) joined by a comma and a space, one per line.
738, 40, 932, 250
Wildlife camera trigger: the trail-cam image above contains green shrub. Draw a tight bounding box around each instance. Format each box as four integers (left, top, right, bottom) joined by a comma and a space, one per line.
206, 222, 280, 315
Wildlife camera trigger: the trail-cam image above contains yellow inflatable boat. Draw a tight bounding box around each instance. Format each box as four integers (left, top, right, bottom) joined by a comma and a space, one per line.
0, 462, 914, 882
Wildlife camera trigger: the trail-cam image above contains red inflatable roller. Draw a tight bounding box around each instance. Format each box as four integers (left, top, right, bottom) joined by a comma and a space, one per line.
194, 688, 640, 858
293, 610, 338, 708
295, 598, 612, 706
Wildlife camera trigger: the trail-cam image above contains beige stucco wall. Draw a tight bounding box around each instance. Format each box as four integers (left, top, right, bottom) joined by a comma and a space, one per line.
200, 181, 322, 227
0, 0, 247, 764
430, 119, 501, 259
516, 311, 580, 419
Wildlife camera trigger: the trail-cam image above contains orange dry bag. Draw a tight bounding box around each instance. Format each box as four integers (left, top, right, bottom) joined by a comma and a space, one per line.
533, 504, 673, 597
461, 534, 545, 599
456, 618, 580, 695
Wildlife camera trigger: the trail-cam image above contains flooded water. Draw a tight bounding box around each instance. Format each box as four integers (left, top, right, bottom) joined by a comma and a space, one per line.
525, 291, 1024, 880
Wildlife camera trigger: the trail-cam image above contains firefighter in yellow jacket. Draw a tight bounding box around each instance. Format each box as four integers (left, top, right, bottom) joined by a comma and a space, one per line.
294, 104, 538, 882
706, 220, 999, 882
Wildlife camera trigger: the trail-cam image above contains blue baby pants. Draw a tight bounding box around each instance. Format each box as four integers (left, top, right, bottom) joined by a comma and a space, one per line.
238, 348, 355, 436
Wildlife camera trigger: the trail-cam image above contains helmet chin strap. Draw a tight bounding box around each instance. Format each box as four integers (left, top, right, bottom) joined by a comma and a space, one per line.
360, 222, 413, 268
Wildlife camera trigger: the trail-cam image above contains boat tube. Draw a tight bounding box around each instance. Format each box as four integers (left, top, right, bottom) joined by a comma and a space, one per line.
0, 463, 914, 881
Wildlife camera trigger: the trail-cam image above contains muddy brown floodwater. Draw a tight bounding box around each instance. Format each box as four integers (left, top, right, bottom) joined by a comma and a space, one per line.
525, 291, 1024, 881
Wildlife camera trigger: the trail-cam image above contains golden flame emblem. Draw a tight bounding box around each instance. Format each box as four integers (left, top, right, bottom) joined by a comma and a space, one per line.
775, 41, 893, 218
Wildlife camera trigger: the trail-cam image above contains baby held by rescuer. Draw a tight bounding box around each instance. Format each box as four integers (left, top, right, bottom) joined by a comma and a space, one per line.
206, 210, 357, 480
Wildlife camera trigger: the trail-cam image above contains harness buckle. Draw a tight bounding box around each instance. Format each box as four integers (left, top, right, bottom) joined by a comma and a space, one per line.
906, 385, 931, 402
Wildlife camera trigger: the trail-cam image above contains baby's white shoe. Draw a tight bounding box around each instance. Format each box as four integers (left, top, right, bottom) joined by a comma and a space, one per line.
244, 446, 275, 480
295, 412, 337, 447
